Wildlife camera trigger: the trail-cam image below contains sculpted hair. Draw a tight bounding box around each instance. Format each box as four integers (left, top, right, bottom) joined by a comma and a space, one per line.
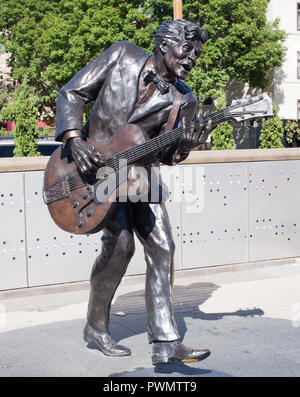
153, 19, 208, 54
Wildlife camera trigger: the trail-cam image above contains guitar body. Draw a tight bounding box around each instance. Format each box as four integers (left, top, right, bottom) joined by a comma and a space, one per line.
43, 124, 148, 234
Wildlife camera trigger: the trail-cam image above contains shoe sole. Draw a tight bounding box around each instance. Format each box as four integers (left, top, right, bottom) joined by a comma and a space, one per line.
153, 350, 211, 365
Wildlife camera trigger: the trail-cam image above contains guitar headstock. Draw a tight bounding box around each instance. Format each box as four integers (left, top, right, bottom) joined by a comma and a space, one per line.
227, 93, 273, 122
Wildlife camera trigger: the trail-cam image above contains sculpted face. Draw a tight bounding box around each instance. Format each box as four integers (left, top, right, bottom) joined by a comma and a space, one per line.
162, 39, 203, 80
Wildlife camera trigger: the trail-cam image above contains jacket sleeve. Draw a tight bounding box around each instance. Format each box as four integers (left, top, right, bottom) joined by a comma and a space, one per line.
156, 89, 198, 165
55, 42, 125, 141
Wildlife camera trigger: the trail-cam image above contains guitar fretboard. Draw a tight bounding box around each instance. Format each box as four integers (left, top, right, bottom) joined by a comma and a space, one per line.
104, 93, 269, 171
105, 108, 228, 170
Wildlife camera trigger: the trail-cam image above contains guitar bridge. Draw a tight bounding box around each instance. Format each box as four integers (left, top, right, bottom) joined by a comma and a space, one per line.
43, 176, 70, 204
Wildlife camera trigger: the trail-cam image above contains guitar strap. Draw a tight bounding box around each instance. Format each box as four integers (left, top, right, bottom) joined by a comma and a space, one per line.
164, 90, 183, 133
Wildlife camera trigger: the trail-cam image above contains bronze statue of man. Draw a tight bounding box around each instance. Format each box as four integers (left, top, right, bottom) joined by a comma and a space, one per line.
55, 19, 212, 365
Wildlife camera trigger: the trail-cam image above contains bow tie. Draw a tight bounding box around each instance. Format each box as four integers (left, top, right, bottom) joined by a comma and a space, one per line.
143, 69, 170, 95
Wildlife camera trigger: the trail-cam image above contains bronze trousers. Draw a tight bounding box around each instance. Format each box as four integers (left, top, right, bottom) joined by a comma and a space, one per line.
87, 202, 180, 343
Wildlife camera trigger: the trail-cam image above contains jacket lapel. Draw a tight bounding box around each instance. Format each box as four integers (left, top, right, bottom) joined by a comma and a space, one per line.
120, 52, 151, 121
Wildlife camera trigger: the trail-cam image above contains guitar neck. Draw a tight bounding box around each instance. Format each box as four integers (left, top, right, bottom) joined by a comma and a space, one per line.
202, 108, 228, 128
105, 108, 230, 170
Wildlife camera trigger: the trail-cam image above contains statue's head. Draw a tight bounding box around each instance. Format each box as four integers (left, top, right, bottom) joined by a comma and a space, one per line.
153, 19, 208, 80
153, 19, 208, 54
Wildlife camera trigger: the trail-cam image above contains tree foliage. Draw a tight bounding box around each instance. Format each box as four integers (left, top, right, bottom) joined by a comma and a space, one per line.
188, 0, 287, 102
284, 120, 300, 146
0, 0, 286, 122
259, 102, 284, 149
0, 79, 40, 156
210, 89, 235, 150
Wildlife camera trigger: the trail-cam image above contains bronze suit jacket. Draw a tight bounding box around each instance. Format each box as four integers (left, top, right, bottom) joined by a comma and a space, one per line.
55, 41, 198, 165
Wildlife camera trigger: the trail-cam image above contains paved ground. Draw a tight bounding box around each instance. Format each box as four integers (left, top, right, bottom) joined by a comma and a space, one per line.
1, 260, 300, 377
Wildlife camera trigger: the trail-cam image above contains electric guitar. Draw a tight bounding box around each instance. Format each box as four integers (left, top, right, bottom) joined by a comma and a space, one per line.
43, 93, 273, 234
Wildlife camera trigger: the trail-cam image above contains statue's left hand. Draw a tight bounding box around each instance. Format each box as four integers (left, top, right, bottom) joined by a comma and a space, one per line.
68, 137, 103, 174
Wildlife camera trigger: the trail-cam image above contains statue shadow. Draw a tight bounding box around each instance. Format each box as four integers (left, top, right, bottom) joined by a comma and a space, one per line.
110, 362, 232, 377
110, 282, 264, 376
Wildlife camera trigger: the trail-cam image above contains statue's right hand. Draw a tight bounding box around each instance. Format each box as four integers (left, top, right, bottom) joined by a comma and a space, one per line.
68, 137, 103, 174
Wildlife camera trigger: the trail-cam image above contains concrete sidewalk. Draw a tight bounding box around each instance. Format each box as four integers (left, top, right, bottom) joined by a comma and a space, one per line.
1, 260, 300, 377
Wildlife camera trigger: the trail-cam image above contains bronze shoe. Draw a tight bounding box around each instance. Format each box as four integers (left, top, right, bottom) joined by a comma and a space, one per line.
152, 340, 210, 365
83, 323, 132, 357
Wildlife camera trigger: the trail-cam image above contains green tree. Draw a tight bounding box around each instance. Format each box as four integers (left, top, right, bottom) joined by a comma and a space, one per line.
0, 91, 7, 112
142, 0, 286, 103
259, 102, 284, 149
210, 89, 235, 150
0, 0, 286, 120
284, 120, 300, 147
1, 79, 40, 156
0, 0, 148, 123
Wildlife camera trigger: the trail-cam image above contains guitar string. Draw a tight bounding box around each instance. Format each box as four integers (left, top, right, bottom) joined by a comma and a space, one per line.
109, 114, 224, 168
126, 103, 256, 163
69, 97, 265, 181
85, 110, 231, 171
106, 109, 230, 168
105, 96, 265, 168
